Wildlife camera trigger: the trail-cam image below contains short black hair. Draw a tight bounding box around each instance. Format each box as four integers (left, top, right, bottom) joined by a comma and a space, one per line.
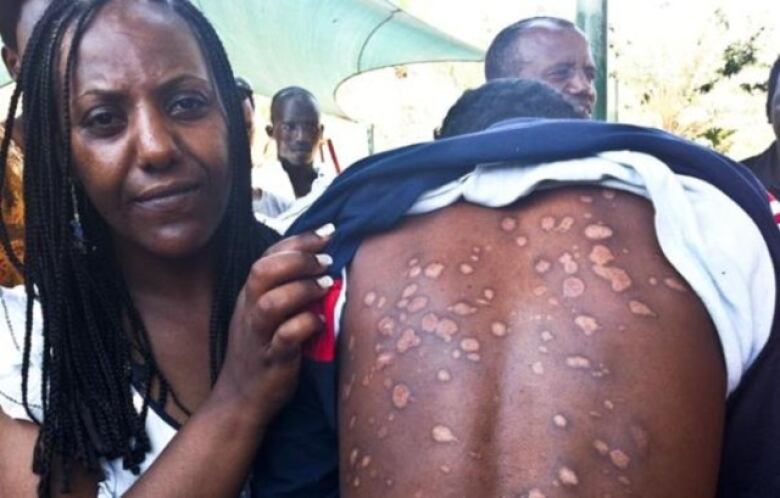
235, 76, 254, 108
438, 78, 586, 139
0, 0, 24, 49
485, 16, 577, 80
766, 55, 780, 122
269, 85, 319, 121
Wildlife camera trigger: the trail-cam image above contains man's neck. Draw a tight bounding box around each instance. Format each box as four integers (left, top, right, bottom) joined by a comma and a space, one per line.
280, 159, 317, 198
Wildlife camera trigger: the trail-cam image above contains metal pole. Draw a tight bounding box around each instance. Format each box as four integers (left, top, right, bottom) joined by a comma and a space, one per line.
367, 123, 376, 155
577, 0, 608, 121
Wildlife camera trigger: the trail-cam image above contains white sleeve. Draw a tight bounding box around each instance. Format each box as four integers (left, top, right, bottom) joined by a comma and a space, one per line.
407, 152, 775, 395
0, 285, 44, 421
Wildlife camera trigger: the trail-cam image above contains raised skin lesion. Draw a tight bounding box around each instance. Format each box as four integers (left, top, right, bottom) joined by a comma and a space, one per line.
339, 187, 725, 498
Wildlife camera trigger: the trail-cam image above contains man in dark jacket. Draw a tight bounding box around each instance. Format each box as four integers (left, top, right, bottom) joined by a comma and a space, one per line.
742, 55, 780, 198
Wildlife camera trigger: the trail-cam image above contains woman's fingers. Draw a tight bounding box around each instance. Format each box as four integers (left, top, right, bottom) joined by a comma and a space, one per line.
264, 224, 335, 257
217, 226, 337, 412
245, 249, 333, 301
267, 311, 325, 360
248, 277, 331, 339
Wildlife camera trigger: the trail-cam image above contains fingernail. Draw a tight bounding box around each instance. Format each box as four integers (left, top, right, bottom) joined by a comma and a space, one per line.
317, 275, 334, 289
317, 313, 327, 324
316, 253, 333, 267
315, 223, 336, 238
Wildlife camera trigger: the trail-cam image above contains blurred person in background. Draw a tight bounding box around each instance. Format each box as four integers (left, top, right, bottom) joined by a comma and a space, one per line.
235, 77, 292, 221
0, 0, 52, 287
265, 86, 328, 199
742, 55, 780, 198
260, 86, 335, 233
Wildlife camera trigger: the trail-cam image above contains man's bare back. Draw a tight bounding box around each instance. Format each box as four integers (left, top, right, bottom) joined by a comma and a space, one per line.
339, 187, 725, 497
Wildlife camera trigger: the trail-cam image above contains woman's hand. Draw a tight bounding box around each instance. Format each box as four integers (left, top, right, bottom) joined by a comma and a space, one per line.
215, 224, 336, 426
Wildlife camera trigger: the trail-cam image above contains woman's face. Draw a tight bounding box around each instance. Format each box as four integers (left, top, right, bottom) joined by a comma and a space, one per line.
68, 1, 232, 259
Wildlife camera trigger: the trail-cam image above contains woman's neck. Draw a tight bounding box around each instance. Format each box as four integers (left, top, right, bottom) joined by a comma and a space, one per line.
114, 238, 218, 304
113, 238, 219, 418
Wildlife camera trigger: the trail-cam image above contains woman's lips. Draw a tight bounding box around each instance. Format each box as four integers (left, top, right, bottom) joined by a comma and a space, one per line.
133, 182, 202, 211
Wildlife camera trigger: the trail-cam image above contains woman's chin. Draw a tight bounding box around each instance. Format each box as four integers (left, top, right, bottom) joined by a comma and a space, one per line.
118, 225, 218, 261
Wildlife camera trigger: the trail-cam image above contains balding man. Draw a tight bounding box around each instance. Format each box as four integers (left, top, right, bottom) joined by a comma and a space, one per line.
256, 86, 335, 233
485, 16, 597, 117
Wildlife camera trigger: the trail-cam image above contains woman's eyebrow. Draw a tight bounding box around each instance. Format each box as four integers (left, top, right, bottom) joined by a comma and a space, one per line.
158, 73, 212, 90
74, 73, 211, 99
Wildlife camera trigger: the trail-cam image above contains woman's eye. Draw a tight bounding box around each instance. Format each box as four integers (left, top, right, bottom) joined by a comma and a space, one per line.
82, 109, 125, 135
169, 96, 208, 118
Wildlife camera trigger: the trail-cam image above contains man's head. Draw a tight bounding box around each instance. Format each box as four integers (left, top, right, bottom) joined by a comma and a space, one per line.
236, 76, 255, 142
1, 0, 51, 80
485, 16, 596, 117
265, 86, 323, 168
236, 76, 254, 108
766, 56, 780, 141
438, 78, 586, 139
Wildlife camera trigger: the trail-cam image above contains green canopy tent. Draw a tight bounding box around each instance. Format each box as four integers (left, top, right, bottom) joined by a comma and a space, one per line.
195, 0, 609, 119
2, 0, 483, 117
3, 1, 611, 119
191, 0, 483, 116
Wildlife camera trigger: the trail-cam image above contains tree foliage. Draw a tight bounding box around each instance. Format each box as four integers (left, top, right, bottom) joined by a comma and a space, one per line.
611, 4, 774, 154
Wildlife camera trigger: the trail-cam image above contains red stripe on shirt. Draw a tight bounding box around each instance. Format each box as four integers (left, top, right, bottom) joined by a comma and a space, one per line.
303, 278, 343, 362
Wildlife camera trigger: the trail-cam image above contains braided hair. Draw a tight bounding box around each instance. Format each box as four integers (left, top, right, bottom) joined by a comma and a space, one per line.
0, 0, 278, 495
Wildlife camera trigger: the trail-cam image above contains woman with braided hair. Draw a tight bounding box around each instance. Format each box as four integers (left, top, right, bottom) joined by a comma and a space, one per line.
0, 0, 334, 496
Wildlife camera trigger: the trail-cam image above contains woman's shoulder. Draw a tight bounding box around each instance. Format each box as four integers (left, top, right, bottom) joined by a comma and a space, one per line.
0, 286, 43, 422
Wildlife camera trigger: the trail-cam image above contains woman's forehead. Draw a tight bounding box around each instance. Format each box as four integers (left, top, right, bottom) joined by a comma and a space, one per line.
72, 1, 210, 87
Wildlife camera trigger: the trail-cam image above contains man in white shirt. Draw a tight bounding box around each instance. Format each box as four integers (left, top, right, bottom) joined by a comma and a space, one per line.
265, 86, 329, 199
260, 87, 335, 233
235, 77, 294, 220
